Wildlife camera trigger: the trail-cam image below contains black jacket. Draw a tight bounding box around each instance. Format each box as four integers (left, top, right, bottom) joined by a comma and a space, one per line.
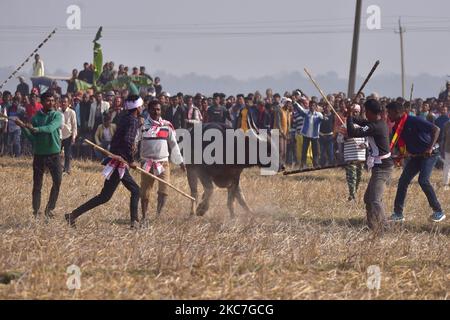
164, 105, 187, 129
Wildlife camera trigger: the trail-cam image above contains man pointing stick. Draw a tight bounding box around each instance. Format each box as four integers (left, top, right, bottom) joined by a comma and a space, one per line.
65, 94, 143, 229
15, 91, 63, 219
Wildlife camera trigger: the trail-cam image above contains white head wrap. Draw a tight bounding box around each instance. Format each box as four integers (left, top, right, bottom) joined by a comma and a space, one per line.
124, 97, 144, 110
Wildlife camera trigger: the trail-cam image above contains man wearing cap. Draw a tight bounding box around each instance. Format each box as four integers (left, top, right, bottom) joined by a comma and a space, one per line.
105, 91, 115, 106
65, 95, 143, 229
16, 76, 30, 97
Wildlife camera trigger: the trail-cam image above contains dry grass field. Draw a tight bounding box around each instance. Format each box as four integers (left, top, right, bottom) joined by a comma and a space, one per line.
0, 156, 448, 299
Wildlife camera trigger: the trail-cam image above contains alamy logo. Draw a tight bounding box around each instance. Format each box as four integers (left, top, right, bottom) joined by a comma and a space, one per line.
66, 264, 81, 290
366, 5, 381, 30
173, 125, 280, 175
66, 5, 81, 30
366, 265, 381, 291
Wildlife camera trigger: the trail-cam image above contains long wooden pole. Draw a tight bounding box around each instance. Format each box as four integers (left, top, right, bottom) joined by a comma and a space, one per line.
283, 162, 350, 175
353, 60, 380, 103
84, 139, 196, 202
304, 68, 345, 125
0, 28, 57, 90
283, 154, 423, 176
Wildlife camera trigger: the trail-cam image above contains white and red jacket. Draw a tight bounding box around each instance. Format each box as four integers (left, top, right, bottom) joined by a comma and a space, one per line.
137, 117, 183, 169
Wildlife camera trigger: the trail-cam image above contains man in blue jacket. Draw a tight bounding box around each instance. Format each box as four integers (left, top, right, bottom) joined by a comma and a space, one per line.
386, 101, 445, 223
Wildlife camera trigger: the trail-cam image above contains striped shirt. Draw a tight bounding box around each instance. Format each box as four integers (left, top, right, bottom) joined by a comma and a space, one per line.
292, 102, 304, 134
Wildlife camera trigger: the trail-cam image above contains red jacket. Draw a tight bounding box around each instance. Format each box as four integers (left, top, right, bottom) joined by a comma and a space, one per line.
25, 102, 43, 121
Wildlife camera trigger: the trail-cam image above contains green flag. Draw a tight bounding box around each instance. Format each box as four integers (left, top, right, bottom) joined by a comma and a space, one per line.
102, 75, 153, 93
93, 26, 103, 87
74, 79, 93, 91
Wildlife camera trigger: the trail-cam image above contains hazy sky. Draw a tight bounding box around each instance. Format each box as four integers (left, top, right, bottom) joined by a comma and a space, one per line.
0, 0, 449, 80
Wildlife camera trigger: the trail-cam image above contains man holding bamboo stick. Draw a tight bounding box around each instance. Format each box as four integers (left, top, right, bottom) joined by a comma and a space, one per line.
65, 94, 143, 229
386, 101, 445, 223
14, 91, 63, 218
346, 99, 394, 233
137, 100, 185, 220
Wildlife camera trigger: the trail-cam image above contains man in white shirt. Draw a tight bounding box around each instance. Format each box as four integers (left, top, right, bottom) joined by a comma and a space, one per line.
60, 95, 77, 174
295, 98, 324, 168
88, 92, 110, 132
137, 100, 185, 220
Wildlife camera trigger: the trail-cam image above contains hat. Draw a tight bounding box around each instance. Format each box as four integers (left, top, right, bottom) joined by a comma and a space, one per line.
18, 76, 25, 81
353, 104, 361, 112
106, 91, 115, 96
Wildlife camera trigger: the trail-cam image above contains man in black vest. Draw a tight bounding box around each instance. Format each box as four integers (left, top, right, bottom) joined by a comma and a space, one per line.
164, 94, 186, 129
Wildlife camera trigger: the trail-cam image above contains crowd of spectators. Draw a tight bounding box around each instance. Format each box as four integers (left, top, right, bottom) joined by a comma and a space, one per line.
1, 57, 449, 188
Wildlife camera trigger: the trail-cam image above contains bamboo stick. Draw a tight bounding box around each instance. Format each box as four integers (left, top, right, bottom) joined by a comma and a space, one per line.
304, 68, 345, 125
84, 139, 196, 202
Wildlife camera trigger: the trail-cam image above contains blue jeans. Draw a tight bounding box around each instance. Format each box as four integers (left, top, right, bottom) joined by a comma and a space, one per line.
394, 154, 442, 214
319, 135, 334, 167
8, 130, 21, 157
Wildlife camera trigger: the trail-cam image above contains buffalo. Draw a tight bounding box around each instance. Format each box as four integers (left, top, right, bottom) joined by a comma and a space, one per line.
179, 122, 278, 217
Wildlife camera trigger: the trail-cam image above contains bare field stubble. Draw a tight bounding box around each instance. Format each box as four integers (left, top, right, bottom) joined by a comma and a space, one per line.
0, 157, 448, 299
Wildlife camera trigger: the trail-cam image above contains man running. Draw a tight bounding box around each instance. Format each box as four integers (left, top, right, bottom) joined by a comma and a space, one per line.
65, 95, 143, 229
